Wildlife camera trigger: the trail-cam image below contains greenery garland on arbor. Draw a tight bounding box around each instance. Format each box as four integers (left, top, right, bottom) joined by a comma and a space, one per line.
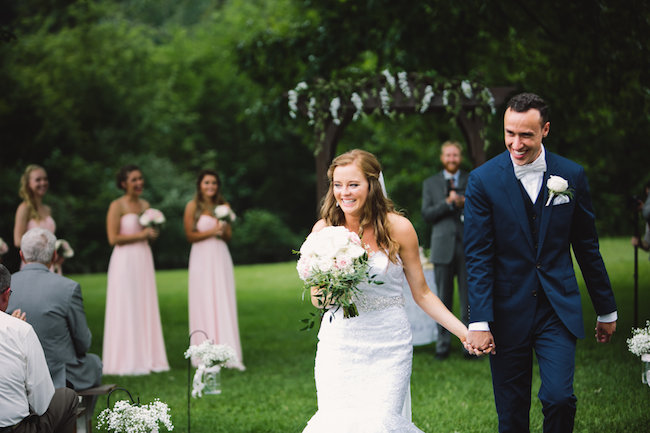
287, 69, 497, 148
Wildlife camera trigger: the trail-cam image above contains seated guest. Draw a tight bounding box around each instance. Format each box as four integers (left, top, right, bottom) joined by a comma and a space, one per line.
0, 264, 79, 433
9, 228, 102, 394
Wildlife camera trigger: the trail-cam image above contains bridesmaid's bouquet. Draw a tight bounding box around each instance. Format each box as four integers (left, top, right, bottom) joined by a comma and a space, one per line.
97, 399, 173, 433
296, 226, 376, 324
55, 239, 74, 259
0, 237, 8, 255
214, 204, 236, 223
139, 208, 166, 228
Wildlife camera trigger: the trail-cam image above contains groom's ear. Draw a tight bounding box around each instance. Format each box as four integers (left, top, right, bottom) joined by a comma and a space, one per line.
542, 121, 550, 138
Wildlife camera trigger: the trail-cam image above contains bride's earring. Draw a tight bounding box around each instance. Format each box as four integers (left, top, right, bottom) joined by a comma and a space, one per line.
336, 202, 340, 207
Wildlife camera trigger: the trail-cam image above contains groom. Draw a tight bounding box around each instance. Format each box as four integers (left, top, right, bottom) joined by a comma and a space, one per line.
464, 92, 617, 432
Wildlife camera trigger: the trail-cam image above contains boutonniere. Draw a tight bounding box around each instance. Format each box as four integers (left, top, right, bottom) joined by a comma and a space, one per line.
545, 175, 574, 206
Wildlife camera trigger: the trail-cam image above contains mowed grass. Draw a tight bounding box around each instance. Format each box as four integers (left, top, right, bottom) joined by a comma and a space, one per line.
74, 237, 650, 432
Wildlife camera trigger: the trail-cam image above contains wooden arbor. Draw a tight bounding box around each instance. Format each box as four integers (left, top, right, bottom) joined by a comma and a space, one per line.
297, 79, 514, 201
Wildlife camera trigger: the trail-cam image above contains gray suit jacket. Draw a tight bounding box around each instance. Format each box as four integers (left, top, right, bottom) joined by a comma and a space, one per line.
421, 170, 469, 264
8, 263, 101, 390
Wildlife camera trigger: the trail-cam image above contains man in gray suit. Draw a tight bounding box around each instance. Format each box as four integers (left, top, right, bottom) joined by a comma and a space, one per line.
421, 140, 470, 359
9, 227, 102, 393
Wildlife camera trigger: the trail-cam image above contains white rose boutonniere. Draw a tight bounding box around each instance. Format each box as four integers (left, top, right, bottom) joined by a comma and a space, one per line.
545, 175, 573, 206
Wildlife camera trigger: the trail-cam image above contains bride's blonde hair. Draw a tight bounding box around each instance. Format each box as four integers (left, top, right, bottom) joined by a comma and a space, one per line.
320, 149, 401, 263
19, 164, 46, 221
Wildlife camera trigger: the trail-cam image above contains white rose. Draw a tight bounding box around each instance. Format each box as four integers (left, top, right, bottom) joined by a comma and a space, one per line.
547, 175, 568, 193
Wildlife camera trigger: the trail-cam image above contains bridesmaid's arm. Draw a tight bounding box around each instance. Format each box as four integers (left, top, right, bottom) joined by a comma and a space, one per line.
183, 200, 222, 243
13, 202, 30, 247
106, 200, 155, 246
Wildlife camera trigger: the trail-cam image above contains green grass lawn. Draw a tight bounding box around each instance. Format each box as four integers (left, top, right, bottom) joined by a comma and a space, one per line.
75, 237, 650, 432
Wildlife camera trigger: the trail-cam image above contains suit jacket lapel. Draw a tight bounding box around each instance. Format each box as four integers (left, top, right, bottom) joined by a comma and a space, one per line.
497, 152, 535, 250
537, 152, 557, 256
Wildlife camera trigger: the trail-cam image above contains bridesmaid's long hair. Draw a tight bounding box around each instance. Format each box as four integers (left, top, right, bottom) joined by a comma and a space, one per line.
19, 164, 46, 221
320, 149, 401, 263
193, 169, 226, 223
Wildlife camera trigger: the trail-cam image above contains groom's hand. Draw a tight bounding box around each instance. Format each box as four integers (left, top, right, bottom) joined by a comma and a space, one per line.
467, 330, 496, 355
595, 320, 616, 343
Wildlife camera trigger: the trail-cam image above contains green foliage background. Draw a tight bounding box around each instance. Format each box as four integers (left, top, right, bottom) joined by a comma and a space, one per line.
1, 1, 649, 272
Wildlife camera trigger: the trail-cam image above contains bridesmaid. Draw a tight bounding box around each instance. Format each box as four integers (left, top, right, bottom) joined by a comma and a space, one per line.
102, 164, 169, 375
184, 169, 245, 370
13, 165, 64, 273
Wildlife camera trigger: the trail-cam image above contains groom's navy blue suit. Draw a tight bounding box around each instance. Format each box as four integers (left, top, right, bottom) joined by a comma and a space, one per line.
464, 150, 617, 432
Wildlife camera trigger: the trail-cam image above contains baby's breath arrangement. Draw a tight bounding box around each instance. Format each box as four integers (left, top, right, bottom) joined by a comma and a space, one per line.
97, 399, 173, 433
184, 340, 238, 397
627, 320, 650, 358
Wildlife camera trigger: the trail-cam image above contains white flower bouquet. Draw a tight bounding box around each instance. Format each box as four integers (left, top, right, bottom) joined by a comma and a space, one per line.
0, 237, 8, 255
627, 320, 650, 361
97, 399, 173, 433
214, 204, 236, 223
296, 226, 377, 322
139, 208, 166, 228
184, 340, 238, 398
55, 239, 74, 259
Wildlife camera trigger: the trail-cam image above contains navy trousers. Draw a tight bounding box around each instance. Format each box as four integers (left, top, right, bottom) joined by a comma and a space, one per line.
490, 291, 577, 433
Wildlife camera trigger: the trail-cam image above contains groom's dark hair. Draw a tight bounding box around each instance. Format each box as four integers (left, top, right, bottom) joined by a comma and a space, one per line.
507, 92, 550, 126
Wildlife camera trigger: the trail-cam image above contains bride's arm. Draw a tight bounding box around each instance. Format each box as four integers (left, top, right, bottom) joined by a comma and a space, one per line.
390, 214, 469, 342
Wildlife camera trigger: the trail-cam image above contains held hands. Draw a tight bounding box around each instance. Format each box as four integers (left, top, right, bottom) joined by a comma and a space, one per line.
446, 191, 465, 209
595, 320, 616, 343
11, 309, 26, 321
464, 330, 496, 356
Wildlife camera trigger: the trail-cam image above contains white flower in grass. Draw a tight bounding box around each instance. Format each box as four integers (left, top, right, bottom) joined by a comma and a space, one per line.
420, 85, 434, 113
397, 71, 412, 98
329, 97, 341, 125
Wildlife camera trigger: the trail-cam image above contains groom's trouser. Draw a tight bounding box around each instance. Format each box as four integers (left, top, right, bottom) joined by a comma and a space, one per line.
489, 291, 577, 433
433, 238, 468, 355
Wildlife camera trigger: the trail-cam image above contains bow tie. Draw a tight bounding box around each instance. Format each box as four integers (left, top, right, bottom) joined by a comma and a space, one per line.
513, 156, 547, 180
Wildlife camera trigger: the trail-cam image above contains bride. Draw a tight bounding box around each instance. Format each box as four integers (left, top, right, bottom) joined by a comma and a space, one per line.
303, 149, 475, 432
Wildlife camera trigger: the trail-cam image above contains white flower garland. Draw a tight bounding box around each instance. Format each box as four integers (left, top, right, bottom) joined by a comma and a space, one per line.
286, 71, 496, 129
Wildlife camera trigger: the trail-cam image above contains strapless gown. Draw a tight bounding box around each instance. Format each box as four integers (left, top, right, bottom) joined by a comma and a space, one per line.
102, 213, 169, 375
23, 216, 60, 273
303, 252, 424, 433
188, 215, 245, 370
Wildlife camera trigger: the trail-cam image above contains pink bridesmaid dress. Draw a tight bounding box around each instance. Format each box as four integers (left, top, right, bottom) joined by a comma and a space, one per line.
22, 216, 60, 274
102, 213, 169, 375
188, 214, 245, 370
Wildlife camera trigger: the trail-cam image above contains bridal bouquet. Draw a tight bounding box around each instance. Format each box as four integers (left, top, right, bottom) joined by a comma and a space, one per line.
97, 399, 173, 433
55, 239, 74, 259
627, 320, 650, 361
296, 226, 375, 322
139, 208, 166, 228
214, 204, 236, 223
0, 237, 8, 255
184, 340, 238, 398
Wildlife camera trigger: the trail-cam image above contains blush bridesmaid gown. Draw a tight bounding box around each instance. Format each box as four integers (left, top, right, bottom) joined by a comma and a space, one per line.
188, 214, 245, 370
102, 213, 169, 375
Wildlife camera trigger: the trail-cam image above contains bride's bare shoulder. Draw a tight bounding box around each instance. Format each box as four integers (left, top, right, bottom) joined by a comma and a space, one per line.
312, 219, 328, 232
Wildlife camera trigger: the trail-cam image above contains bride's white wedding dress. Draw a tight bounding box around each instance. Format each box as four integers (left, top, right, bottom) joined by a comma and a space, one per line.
303, 251, 424, 433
